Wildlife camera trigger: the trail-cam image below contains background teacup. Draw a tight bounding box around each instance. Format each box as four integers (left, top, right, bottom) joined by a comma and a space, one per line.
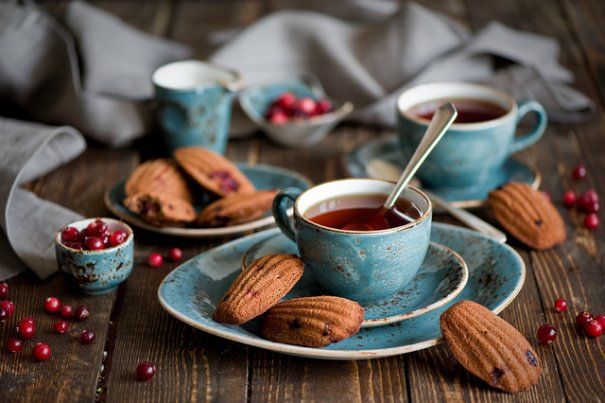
152, 60, 242, 154
397, 82, 547, 189
272, 178, 432, 304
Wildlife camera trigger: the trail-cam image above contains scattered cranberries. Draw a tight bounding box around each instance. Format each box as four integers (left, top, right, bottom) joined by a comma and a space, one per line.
5, 337, 23, 353
17, 321, 35, 340
583, 320, 603, 338
80, 329, 95, 344
576, 311, 594, 328
0, 300, 14, 316
595, 314, 605, 328
0, 307, 8, 322
265, 92, 333, 124
554, 297, 568, 312
537, 324, 558, 344
562, 191, 576, 208
75, 305, 90, 322
136, 361, 156, 381
20, 317, 34, 325
584, 214, 599, 230
572, 165, 587, 180
0, 282, 8, 299
168, 247, 183, 262
54, 320, 69, 334
44, 297, 61, 314
32, 343, 51, 361
60, 305, 74, 318
148, 253, 164, 268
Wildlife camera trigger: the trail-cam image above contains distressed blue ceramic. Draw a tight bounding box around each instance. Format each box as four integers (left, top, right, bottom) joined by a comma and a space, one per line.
397, 82, 546, 189
104, 163, 312, 239
346, 135, 540, 208
242, 235, 468, 327
272, 178, 432, 304
55, 218, 134, 295
239, 77, 353, 147
152, 60, 242, 154
157, 223, 526, 360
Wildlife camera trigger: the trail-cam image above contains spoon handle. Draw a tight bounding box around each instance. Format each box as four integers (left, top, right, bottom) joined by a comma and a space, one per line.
384, 103, 457, 209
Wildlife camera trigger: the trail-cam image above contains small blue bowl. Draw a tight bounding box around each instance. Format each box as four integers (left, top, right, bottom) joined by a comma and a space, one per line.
239, 77, 353, 147
55, 218, 134, 295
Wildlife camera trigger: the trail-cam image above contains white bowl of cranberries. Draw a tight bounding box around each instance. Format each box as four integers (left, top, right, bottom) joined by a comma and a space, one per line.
239, 79, 353, 147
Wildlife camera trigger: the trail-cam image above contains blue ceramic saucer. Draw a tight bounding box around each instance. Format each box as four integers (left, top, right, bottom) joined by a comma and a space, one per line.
241, 235, 468, 327
104, 163, 312, 238
158, 223, 525, 360
345, 136, 540, 208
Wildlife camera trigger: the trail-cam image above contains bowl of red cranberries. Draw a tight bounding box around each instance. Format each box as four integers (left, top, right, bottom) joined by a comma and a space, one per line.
239, 78, 353, 147
55, 218, 134, 295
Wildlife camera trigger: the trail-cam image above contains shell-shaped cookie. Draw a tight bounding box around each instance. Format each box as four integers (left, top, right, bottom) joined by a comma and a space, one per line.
213, 254, 304, 324
261, 296, 364, 347
197, 190, 277, 227
173, 147, 255, 197
124, 159, 193, 203
440, 300, 542, 393
123, 192, 196, 226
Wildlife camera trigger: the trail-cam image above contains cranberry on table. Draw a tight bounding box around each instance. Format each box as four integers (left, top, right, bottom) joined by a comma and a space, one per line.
60, 305, 74, 318
136, 361, 156, 381
148, 253, 164, 268
0, 300, 14, 316
17, 321, 35, 340
595, 313, 605, 327
0, 307, 8, 322
44, 297, 61, 314
32, 343, 51, 361
0, 282, 8, 299
537, 324, 558, 344
5, 337, 23, 353
168, 247, 183, 262
554, 297, 568, 312
584, 214, 599, 230
562, 191, 576, 208
54, 320, 69, 334
576, 311, 594, 328
75, 305, 90, 322
80, 329, 96, 344
20, 317, 34, 325
572, 164, 587, 180
583, 320, 603, 338
584, 189, 599, 203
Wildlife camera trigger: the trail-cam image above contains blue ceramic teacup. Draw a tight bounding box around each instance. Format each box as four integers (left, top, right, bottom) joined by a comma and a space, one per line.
272, 178, 432, 304
397, 82, 547, 189
152, 60, 242, 154
55, 218, 134, 295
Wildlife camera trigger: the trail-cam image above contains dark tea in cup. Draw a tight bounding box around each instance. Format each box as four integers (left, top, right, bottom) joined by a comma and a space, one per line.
409, 99, 507, 123
305, 194, 423, 231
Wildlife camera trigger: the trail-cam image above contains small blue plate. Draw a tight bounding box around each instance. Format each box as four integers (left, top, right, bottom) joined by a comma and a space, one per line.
104, 163, 312, 238
158, 223, 525, 360
346, 136, 540, 208
242, 236, 468, 327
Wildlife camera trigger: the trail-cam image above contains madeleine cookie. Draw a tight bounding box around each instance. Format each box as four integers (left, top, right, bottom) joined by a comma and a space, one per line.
261, 296, 364, 347
488, 182, 566, 250
440, 300, 541, 393
124, 159, 193, 203
213, 254, 304, 325
123, 192, 196, 226
174, 146, 255, 196
197, 189, 277, 227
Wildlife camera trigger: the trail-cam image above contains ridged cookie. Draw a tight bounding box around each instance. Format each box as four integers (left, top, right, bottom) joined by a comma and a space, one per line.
173, 146, 255, 196
488, 182, 566, 250
440, 300, 541, 393
213, 254, 304, 324
261, 296, 364, 347
123, 192, 196, 226
197, 190, 277, 227
124, 159, 193, 203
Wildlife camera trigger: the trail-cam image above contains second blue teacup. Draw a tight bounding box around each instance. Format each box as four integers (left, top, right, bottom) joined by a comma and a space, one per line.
272, 178, 432, 304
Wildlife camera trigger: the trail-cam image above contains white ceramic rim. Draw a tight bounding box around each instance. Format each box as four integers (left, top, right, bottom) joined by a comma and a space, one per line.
397, 82, 518, 131
293, 178, 432, 234
54, 217, 133, 253
152, 60, 242, 91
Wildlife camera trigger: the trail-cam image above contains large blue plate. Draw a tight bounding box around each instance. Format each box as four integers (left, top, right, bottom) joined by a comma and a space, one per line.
158, 223, 525, 360
104, 163, 312, 238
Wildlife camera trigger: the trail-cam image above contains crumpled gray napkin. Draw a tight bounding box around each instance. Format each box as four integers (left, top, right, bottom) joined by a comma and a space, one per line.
211, 2, 594, 125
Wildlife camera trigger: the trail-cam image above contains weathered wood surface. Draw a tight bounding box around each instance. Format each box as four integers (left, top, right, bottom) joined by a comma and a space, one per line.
0, 0, 603, 402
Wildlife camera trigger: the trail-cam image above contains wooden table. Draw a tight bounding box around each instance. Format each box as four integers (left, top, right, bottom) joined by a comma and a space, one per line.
1, 1, 604, 401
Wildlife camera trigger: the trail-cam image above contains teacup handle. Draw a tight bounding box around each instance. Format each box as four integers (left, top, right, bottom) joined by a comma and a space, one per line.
272, 187, 303, 242
509, 99, 548, 155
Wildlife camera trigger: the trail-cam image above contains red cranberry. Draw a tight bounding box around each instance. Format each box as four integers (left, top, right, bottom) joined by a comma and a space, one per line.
44, 297, 61, 314
0, 282, 8, 299
80, 329, 95, 344
109, 230, 128, 247
295, 97, 317, 115
148, 253, 164, 268
136, 361, 156, 381
269, 109, 288, 124
576, 194, 590, 212
61, 226, 80, 243
584, 214, 599, 230
17, 321, 35, 339
584, 200, 600, 214
562, 191, 576, 208
315, 98, 332, 115
20, 317, 34, 325
537, 324, 557, 344
0, 307, 8, 322
64, 241, 84, 250
0, 300, 14, 316
54, 320, 69, 334
75, 305, 90, 321
595, 314, 605, 328
554, 297, 568, 312
60, 305, 74, 318
576, 311, 594, 328
85, 236, 105, 251
572, 165, 587, 180
168, 247, 183, 262
32, 343, 51, 361
275, 92, 296, 111
85, 219, 109, 237
5, 337, 23, 353
584, 189, 599, 203
583, 320, 603, 338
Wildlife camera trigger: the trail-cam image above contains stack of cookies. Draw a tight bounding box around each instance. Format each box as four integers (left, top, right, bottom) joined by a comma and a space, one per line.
123, 147, 277, 227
